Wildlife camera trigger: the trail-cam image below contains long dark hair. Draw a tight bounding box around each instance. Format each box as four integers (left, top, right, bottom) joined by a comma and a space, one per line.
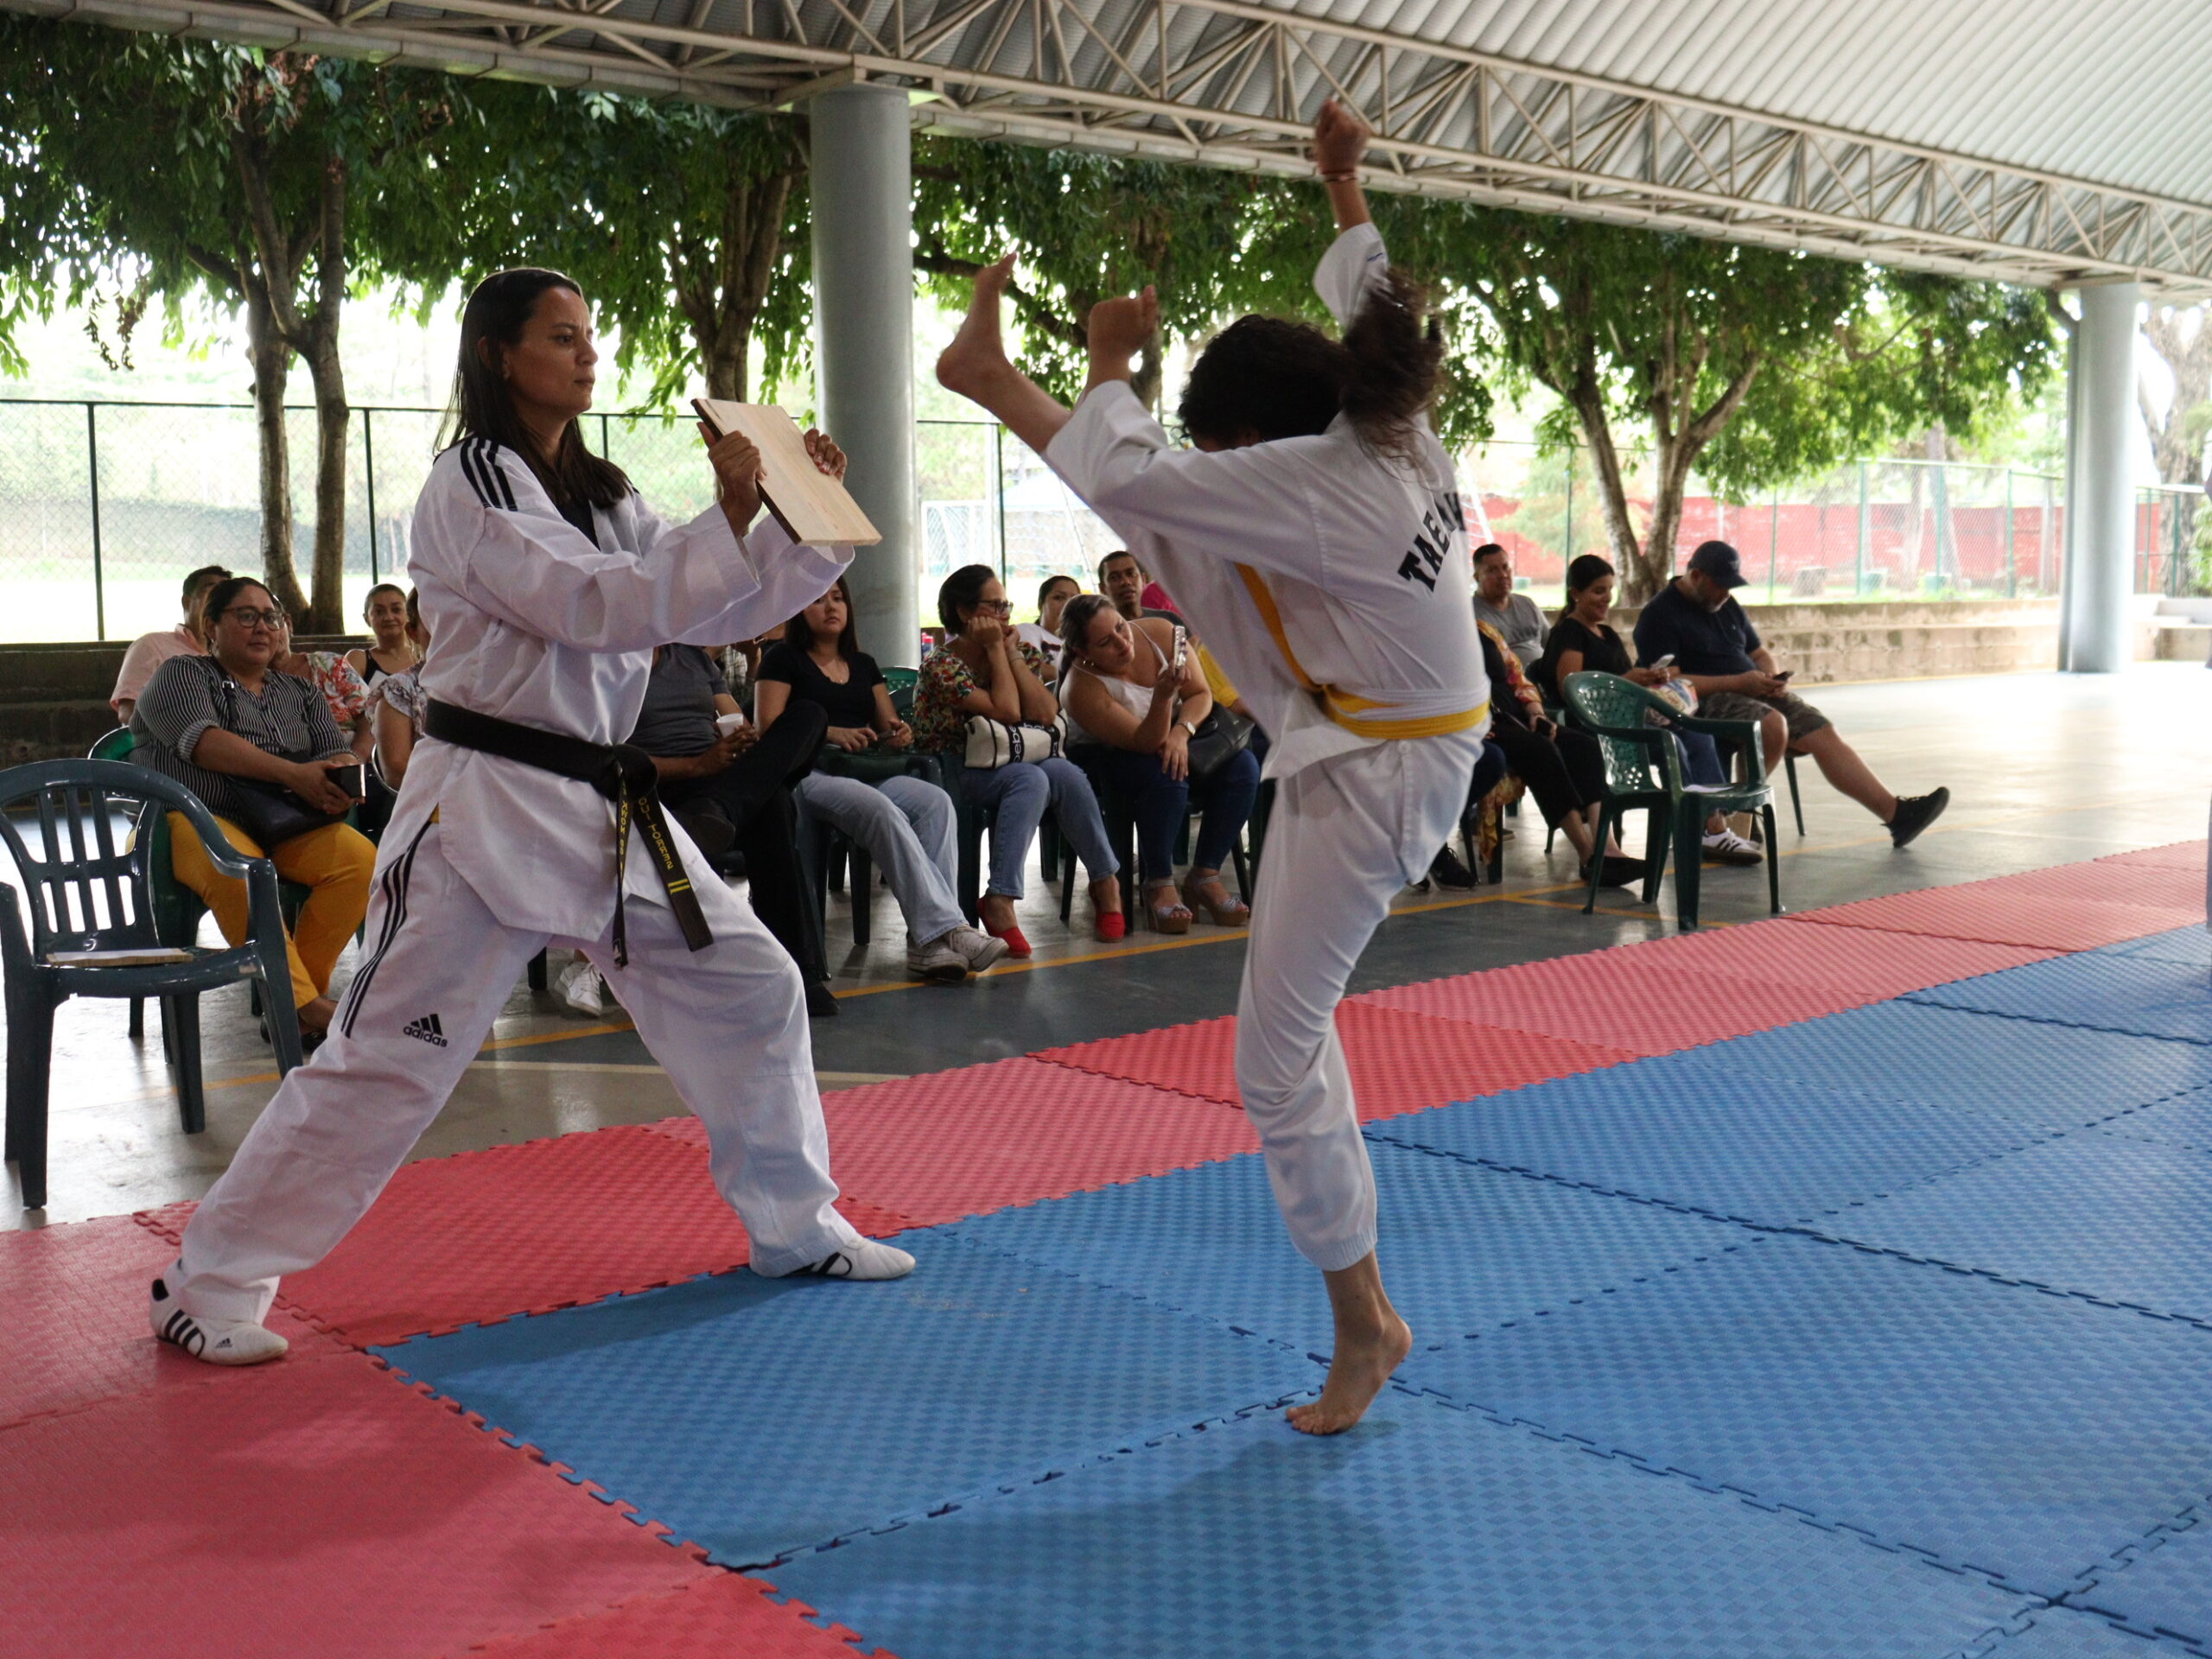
938, 563, 999, 636
442, 268, 630, 509
1177, 270, 1442, 461
787, 575, 861, 660
1562, 553, 1615, 625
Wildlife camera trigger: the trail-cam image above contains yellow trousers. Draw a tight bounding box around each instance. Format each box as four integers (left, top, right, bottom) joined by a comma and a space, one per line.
167, 815, 375, 1008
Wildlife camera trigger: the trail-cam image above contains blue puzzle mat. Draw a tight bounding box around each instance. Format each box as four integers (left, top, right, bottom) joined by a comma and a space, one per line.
1908, 950, 2212, 1047
1675, 1001, 2212, 1131
2100, 1082, 2212, 1155
1804, 1130, 2212, 1325
766, 1388, 2031, 1659
1364, 1062, 2042, 1228
373, 1233, 1318, 1567
941, 1141, 1757, 1357
2073, 1507, 2212, 1649
1982, 1609, 2185, 1656
1396, 1235, 2212, 1599
2107, 927, 2210, 969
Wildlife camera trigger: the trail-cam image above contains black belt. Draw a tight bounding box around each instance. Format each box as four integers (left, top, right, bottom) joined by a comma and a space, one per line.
423, 699, 710, 969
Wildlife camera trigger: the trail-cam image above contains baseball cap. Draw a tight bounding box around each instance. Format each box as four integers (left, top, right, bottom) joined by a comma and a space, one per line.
1687, 540, 1746, 589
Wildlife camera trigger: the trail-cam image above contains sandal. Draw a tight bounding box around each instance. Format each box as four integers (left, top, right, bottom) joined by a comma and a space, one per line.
1145, 881, 1192, 935
1179, 873, 1249, 926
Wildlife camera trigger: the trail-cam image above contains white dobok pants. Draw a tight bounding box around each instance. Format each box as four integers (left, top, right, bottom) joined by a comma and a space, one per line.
172, 820, 859, 1325
1236, 733, 1484, 1272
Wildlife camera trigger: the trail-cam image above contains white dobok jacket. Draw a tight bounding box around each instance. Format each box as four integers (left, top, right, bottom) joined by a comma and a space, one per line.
1045, 222, 1491, 786
392, 437, 849, 943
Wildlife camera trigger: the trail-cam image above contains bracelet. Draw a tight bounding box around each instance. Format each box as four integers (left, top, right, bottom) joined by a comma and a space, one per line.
1318, 168, 1359, 183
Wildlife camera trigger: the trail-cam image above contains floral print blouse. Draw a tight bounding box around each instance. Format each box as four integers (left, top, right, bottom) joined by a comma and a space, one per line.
912, 638, 1053, 755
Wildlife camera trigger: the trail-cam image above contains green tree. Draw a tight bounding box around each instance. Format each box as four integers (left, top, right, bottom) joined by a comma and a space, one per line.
0, 20, 467, 629
416, 88, 811, 406
1367, 202, 2058, 601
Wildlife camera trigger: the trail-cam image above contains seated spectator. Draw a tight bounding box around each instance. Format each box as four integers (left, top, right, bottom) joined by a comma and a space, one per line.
912, 564, 1122, 953
756, 577, 1009, 985
1015, 574, 1080, 666
1099, 550, 1183, 626
1422, 737, 1509, 891
111, 563, 229, 723
129, 577, 373, 1047
1471, 543, 1548, 666
555, 640, 836, 1020
345, 582, 418, 690
369, 588, 429, 790
1057, 594, 1259, 932
1635, 541, 1949, 847
1539, 553, 1760, 868
1481, 619, 1644, 887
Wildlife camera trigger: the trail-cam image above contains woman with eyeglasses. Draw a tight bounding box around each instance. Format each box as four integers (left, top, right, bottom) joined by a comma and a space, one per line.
130, 575, 376, 1046
910, 563, 1122, 953
148, 265, 910, 1371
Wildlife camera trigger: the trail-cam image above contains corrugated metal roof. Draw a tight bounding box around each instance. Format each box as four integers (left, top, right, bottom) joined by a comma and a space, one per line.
1297, 0, 2212, 207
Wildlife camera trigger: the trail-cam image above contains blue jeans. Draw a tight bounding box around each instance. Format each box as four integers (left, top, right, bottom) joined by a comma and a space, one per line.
1677, 729, 1727, 788
960, 757, 1118, 899
1084, 744, 1262, 885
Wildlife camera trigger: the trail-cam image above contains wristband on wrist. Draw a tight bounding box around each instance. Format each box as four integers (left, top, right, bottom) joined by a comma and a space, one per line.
1318, 168, 1359, 183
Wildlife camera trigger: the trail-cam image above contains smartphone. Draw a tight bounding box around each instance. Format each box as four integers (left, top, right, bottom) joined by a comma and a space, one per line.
1169, 627, 1190, 680
1775, 669, 1794, 683
1654, 653, 1675, 668
328, 761, 366, 801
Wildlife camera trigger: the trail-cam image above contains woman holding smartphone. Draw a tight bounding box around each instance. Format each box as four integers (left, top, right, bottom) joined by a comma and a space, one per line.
149, 267, 911, 1370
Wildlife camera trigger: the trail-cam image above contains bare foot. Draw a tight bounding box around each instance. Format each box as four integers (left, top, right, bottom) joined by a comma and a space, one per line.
1287, 1310, 1413, 1435
935, 253, 1018, 398
979, 892, 1019, 933
298, 995, 338, 1034
1087, 874, 1122, 916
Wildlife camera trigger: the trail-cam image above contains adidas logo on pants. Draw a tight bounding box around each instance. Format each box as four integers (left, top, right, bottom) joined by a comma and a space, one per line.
402, 1013, 448, 1047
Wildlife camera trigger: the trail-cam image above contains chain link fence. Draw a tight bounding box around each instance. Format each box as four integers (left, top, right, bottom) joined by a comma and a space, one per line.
3, 397, 2202, 644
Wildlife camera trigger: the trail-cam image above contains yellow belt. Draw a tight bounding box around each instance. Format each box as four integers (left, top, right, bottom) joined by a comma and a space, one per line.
1233, 564, 1489, 741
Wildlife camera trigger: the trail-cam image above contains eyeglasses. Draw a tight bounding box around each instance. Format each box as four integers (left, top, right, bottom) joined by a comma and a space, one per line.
975, 600, 1013, 615
218, 607, 287, 630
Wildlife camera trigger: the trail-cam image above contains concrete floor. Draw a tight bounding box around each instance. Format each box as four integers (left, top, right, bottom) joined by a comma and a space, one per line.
10, 664, 2209, 1230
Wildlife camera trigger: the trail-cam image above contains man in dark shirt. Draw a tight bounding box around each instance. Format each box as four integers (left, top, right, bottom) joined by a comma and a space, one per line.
1099, 550, 1184, 626
1635, 541, 1948, 847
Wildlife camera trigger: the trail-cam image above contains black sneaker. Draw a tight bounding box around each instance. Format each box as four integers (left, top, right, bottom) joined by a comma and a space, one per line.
1580, 854, 1648, 889
1429, 844, 1478, 890
1887, 787, 1950, 849
804, 980, 842, 1018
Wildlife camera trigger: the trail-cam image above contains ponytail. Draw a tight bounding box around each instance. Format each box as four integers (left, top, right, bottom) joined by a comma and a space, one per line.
1338, 270, 1443, 462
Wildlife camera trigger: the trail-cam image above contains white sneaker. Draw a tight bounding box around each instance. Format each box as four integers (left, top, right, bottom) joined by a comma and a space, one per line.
906, 936, 969, 984
556, 958, 605, 1016
1702, 827, 1764, 866
945, 925, 1011, 975
149, 1271, 288, 1366
764, 1239, 917, 1281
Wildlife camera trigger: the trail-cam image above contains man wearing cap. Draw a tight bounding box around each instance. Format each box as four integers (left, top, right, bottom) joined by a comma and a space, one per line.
1634, 542, 1948, 848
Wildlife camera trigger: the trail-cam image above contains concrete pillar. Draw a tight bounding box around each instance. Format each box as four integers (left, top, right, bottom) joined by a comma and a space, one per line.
2063, 280, 2141, 673
809, 84, 918, 665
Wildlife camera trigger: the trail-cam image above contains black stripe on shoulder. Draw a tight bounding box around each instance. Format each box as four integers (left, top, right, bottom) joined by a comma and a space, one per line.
472, 437, 518, 512
454, 441, 495, 509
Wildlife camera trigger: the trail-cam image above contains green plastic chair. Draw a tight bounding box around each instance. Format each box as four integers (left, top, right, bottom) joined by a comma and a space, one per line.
883, 666, 920, 719
1559, 672, 1783, 931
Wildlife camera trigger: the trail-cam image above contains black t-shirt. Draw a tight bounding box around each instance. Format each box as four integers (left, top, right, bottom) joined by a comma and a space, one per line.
1633, 582, 1762, 676
554, 495, 600, 549
758, 642, 885, 729
1535, 614, 1630, 693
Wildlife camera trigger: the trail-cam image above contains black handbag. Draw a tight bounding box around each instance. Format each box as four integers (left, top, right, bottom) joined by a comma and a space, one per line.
226, 772, 348, 847
1185, 708, 1255, 779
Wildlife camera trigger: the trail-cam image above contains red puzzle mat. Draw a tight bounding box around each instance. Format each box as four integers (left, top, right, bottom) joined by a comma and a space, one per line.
0, 1354, 717, 1659
140, 1126, 910, 1347
647, 1057, 1261, 1226
2098, 840, 2209, 874
1606, 917, 2059, 998
1359, 957, 1867, 1056
1038, 1004, 1641, 1117
0, 1214, 346, 1429
1794, 885, 2198, 951
446, 1572, 891, 1657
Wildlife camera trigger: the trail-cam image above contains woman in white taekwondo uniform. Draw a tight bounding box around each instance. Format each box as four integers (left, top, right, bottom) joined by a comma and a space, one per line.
938, 101, 1488, 1434
150, 268, 912, 1367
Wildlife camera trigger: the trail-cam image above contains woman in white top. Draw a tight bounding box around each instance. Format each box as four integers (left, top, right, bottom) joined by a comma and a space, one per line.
1057, 593, 1257, 931
938, 100, 1489, 1433
150, 266, 912, 1369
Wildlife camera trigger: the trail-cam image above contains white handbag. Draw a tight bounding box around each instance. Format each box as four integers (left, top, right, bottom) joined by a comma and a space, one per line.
963, 713, 1070, 769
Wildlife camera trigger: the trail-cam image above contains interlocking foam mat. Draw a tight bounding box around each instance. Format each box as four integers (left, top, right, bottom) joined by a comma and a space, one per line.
29, 845, 2212, 1658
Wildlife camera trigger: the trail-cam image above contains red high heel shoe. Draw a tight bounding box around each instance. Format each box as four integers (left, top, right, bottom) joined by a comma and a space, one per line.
1094, 912, 1126, 943
982, 914, 1033, 957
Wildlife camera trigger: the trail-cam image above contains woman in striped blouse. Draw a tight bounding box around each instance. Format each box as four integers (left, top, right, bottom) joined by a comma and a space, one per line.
130, 575, 376, 1045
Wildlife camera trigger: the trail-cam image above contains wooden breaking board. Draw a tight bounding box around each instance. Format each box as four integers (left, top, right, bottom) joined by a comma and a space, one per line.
692, 399, 882, 547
